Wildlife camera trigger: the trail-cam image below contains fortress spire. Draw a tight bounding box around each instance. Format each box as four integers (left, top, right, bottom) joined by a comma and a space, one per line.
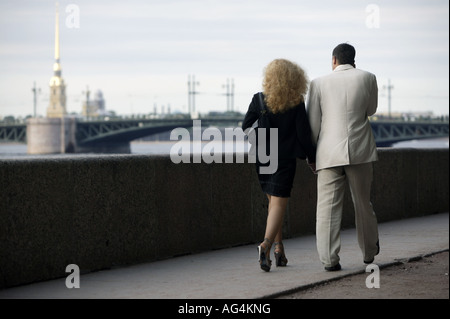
47, 2, 67, 118
54, 2, 61, 75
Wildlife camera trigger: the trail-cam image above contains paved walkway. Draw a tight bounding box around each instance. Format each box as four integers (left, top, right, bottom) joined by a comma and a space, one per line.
0, 213, 448, 299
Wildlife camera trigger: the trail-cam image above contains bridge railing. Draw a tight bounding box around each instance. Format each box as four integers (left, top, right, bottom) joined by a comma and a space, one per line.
0, 124, 27, 143
371, 121, 449, 145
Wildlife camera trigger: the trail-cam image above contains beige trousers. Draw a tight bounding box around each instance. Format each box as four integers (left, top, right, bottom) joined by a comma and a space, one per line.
316, 162, 379, 267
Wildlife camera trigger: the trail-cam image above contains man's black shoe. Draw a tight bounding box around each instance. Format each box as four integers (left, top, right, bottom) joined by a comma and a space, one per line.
324, 263, 341, 271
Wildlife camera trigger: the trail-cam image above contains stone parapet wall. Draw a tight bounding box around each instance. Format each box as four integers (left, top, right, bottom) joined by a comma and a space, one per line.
0, 149, 448, 288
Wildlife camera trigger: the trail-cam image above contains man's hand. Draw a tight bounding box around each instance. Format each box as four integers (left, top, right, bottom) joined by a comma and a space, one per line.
307, 159, 317, 174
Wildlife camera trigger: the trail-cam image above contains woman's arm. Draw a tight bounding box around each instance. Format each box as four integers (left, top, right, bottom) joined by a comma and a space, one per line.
242, 94, 260, 132
296, 103, 317, 163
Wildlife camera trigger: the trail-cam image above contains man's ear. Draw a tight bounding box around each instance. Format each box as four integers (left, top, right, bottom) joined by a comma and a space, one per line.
332, 56, 338, 69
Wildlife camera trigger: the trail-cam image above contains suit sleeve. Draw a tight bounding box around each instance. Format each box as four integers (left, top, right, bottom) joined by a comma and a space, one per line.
242, 94, 259, 132
367, 74, 378, 116
296, 103, 316, 163
306, 80, 322, 144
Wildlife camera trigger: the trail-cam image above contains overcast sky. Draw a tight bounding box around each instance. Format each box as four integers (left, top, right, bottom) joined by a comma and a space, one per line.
0, 0, 448, 117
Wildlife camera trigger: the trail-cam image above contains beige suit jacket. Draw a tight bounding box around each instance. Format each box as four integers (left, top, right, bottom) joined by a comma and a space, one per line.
307, 64, 378, 171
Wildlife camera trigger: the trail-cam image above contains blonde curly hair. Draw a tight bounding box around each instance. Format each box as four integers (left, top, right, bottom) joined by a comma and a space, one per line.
262, 59, 309, 114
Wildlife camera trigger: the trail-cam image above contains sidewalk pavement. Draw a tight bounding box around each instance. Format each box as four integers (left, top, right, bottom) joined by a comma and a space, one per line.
0, 212, 448, 299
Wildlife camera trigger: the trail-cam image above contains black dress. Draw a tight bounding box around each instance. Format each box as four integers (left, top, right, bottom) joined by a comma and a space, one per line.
242, 93, 316, 197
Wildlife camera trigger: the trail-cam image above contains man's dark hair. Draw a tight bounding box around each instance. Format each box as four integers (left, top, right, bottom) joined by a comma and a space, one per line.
332, 43, 356, 66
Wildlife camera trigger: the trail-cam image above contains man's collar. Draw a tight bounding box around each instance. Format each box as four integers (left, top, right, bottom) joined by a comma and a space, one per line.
333, 64, 355, 72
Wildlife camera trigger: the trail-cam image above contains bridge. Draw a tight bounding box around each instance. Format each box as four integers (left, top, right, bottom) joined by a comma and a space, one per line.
75, 117, 242, 147
370, 120, 449, 146
0, 123, 27, 143
0, 117, 448, 150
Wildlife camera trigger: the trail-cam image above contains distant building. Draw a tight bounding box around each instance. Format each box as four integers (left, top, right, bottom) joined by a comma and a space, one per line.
82, 90, 107, 117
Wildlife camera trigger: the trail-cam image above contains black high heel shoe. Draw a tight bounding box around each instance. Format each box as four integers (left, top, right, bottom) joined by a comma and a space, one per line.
274, 242, 288, 267
257, 238, 272, 272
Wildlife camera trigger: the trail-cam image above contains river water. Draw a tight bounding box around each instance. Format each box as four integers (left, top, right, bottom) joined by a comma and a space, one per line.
0, 138, 448, 158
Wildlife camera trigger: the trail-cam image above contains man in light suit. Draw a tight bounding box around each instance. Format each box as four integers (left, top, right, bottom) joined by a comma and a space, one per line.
306, 43, 379, 271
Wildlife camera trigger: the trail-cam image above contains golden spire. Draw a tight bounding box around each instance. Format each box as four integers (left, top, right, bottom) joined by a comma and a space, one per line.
47, 1, 67, 118
53, 2, 61, 76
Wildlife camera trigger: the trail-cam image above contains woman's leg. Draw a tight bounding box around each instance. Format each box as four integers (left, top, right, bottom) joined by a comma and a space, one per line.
273, 214, 283, 253
261, 195, 289, 255
274, 222, 283, 243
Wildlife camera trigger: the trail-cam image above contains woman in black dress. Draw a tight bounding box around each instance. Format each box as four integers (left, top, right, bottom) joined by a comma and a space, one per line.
242, 59, 316, 272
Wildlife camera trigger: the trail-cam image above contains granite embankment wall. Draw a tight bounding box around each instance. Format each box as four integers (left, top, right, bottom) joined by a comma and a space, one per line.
0, 149, 448, 288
